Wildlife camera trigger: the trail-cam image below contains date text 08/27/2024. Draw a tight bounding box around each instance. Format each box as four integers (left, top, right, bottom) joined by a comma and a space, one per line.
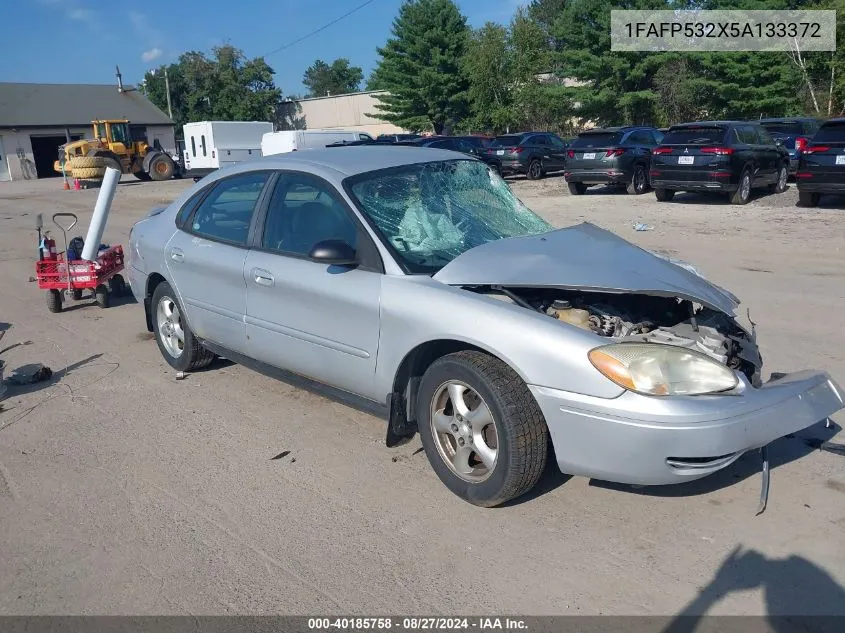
307, 618, 528, 631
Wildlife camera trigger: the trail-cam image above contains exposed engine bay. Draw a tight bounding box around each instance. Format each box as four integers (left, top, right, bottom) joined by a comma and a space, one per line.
473, 286, 764, 386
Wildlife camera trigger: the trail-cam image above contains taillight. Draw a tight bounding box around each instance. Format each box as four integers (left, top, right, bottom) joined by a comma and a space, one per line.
486, 148, 494, 154
605, 148, 625, 157
796, 137, 808, 151
653, 147, 673, 155
701, 147, 734, 155
567, 150, 575, 159
512, 147, 524, 154
796, 172, 813, 178
802, 145, 830, 154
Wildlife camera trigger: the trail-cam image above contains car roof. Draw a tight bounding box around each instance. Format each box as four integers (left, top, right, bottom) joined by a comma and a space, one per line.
669, 121, 748, 128
221, 145, 470, 179
758, 117, 819, 123
819, 118, 845, 125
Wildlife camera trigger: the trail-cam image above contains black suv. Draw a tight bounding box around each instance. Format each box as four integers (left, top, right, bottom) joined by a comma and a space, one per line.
564, 126, 664, 195
482, 132, 568, 179
795, 118, 845, 207
758, 117, 822, 175
649, 121, 790, 205
399, 135, 491, 157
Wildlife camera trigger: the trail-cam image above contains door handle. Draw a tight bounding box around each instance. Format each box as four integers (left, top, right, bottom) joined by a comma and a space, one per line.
252, 268, 274, 287
170, 247, 184, 263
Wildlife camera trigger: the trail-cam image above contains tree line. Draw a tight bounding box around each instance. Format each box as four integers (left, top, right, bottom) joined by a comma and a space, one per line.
141, 0, 845, 135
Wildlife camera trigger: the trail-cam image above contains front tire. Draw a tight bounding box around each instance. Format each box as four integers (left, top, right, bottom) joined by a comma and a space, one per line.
568, 182, 587, 195
148, 154, 175, 181
46, 290, 62, 313
730, 168, 752, 205
798, 191, 820, 207
654, 188, 675, 202
151, 281, 215, 371
416, 350, 548, 507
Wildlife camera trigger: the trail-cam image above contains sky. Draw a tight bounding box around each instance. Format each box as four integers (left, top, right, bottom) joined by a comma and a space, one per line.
3, 0, 528, 96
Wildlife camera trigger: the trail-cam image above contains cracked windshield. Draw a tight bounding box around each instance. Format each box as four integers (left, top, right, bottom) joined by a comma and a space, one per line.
348, 160, 552, 272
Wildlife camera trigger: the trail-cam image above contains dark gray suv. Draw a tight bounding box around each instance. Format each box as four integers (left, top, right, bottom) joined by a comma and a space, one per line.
564, 126, 664, 195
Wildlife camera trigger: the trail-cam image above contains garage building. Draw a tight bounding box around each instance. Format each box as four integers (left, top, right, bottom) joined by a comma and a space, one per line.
0, 82, 174, 182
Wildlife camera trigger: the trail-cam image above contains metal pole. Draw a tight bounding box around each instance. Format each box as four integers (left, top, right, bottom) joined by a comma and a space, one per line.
164, 68, 173, 120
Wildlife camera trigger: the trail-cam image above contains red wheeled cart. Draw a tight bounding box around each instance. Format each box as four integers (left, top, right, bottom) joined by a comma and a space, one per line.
35, 213, 127, 313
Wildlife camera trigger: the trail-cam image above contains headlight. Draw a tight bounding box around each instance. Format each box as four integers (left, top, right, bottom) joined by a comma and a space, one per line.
588, 343, 738, 396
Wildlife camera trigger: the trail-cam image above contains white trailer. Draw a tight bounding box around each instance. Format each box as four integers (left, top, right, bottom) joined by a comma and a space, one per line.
261, 129, 374, 156
182, 121, 273, 178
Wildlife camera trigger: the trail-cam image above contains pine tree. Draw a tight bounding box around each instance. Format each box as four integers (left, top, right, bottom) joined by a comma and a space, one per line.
369, 0, 470, 133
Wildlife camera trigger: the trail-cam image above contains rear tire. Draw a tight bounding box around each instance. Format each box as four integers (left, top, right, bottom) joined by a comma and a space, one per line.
95, 284, 110, 308
567, 182, 587, 195
797, 191, 820, 207
654, 188, 675, 202
148, 154, 175, 181
730, 168, 752, 205
151, 281, 215, 371
769, 164, 788, 194
416, 350, 548, 507
626, 164, 648, 194
134, 171, 151, 181
526, 159, 543, 180
46, 290, 62, 313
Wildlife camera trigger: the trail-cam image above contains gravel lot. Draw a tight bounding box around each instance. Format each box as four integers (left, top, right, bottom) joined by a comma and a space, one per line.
0, 174, 843, 616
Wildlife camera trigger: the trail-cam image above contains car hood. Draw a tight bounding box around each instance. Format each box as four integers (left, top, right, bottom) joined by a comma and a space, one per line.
433, 222, 740, 315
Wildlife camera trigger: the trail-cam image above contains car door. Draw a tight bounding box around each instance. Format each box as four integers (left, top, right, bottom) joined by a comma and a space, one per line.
755, 125, 781, 183
737, 125, 768, 185
243, 171, 383, 400
165, 171, 271, 352
545, 134, 568, 170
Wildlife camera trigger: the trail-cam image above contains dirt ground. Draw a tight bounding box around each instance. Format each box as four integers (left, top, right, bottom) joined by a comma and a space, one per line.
0, 174, 843, 617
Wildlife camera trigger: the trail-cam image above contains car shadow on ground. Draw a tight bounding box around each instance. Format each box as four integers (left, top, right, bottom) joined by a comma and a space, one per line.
814, 196, 845, 209
589, 419, 841, 499
663, 188, 788, 205
662, 546, 845, 628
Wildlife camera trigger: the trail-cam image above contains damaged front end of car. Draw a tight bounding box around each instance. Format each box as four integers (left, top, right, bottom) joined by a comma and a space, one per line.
431, 223, 843, 513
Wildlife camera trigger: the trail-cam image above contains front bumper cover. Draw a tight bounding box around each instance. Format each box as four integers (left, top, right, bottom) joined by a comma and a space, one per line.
530, 370, 843, 486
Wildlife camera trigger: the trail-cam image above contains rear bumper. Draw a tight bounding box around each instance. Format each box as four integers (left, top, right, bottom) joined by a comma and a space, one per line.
565, 169, 629, 184
530, 370, 843, 486
797, 180, 845, 194
650, 178, 734, 192
493, 158, 528, 175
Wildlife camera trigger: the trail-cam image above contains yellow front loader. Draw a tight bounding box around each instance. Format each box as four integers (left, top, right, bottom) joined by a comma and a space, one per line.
54, 119, 179, 182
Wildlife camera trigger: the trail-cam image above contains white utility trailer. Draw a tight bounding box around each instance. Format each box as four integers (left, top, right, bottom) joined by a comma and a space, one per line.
261, 129, 374, 156
182, 121, 273, 178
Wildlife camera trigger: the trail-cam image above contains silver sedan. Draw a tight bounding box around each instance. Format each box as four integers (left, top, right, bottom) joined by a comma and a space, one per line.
127, 146, 844, 507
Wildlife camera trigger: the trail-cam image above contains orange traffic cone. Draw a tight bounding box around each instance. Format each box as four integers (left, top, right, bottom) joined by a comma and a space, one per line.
63, 178, 70, 190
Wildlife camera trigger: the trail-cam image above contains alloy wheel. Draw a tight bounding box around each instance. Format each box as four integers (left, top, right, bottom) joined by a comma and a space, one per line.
430, 380, 499, 483
156, 295, 185, 358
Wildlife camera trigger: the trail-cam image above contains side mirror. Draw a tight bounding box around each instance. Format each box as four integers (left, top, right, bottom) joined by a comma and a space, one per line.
308, 239, 357, 266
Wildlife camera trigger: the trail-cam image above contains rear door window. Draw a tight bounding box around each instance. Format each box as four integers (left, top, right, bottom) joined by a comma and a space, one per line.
735, 125, 760, 145
812, 123, 845, 143
756, 127, 776, 145
661, 127, 727, 145
626, 130, 651, 145
547, 135, 567, 149
571, 132, 623, 148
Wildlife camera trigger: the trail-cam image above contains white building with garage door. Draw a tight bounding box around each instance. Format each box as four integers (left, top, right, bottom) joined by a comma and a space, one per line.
0, 82, 174, 182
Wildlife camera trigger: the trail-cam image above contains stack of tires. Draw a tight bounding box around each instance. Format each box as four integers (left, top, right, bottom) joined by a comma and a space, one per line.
69, 156, 106, 187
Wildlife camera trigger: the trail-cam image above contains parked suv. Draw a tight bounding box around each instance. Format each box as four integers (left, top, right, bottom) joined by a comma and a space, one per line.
795, 118, 845, 207
483, 132, 568, 179
758, 117, 822, 175
399, 135, 491, 157
649, 121, 790, 205
564, 126, 664, 195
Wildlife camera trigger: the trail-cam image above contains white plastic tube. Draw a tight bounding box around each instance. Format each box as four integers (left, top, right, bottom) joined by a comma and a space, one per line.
81, 167, 121, 261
